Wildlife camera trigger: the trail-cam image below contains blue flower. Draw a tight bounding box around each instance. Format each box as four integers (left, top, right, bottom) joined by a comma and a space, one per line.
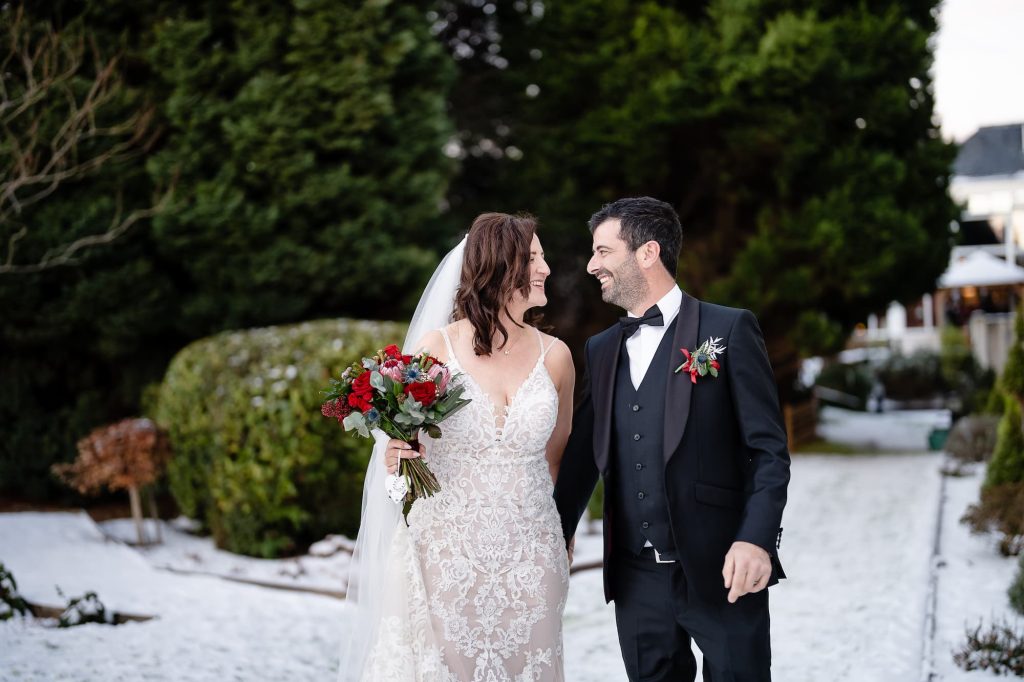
696, 353, 707, 364
405, 367, 421, 381
365, 408, 380, 424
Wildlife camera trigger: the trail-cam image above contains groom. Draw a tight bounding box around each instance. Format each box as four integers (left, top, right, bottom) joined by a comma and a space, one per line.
555, 197, 790, 681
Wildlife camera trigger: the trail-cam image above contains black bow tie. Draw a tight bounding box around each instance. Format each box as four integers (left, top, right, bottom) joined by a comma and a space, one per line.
619, 306, 664, 338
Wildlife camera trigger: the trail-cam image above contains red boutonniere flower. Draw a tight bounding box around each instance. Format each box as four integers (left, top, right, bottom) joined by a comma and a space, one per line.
674, 337, 726, 384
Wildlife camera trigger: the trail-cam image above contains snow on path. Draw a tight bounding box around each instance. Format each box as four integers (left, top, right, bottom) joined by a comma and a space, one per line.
767, 453, 942, 682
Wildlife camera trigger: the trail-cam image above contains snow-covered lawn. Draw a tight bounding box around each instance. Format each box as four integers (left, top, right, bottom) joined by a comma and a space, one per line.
1, 409, 1020, 681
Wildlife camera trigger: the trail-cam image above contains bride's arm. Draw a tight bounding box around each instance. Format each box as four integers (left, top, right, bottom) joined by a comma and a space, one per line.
543, 338, 575, 484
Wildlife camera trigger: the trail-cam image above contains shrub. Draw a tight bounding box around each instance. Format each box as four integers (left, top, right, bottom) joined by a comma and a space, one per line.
0, 563, 28, 621
946, 415, 1000, 464
961, 482, 1024, 556
155, 318, 406, 557
814, 361, 873, 410
986, 398, 1024, 489
954, 619, 1024, 675
586, 479, 605, 534
876, 350, 945, 401
57, 589, 114, 628
1010, 555, 1024, 615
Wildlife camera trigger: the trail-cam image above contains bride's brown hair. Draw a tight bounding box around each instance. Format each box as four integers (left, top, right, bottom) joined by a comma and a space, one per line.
454, 212, 540, 356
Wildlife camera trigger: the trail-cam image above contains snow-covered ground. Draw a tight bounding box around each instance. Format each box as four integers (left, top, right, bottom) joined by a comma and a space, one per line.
817, 406, 951, 452
1, 408, 1019, 681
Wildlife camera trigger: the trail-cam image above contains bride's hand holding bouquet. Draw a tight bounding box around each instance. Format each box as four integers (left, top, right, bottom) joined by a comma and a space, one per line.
321, 344, 470, 505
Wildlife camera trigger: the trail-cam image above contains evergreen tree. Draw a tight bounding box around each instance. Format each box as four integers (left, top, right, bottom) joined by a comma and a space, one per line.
441, 0, 959, 397
986, 308, 1024, 488
0, 1, 455, 499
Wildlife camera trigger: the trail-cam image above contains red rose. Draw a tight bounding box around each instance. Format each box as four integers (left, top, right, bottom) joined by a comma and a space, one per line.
404, 380, 437, 407
348, 391, 373, 412
347, 372, 374, 412
383, 344, 402, 359
402, 354, 415, 364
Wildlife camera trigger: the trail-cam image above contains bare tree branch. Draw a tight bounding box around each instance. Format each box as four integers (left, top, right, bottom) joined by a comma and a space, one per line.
0, 6, 168, 275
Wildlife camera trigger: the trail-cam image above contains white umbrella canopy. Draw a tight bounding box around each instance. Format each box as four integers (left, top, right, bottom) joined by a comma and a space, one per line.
938, 250, 1024, 289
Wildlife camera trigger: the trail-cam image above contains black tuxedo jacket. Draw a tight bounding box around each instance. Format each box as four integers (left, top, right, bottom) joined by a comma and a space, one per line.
554, 290, 790, 604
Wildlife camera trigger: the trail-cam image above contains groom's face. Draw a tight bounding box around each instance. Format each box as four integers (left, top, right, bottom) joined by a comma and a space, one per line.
588, 219, 647, 311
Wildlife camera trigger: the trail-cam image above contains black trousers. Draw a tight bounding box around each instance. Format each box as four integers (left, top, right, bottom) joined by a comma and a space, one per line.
611, 548, 772, 682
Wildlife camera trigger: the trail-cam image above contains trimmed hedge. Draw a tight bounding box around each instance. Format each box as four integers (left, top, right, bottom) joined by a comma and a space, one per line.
155, 318, 406, 557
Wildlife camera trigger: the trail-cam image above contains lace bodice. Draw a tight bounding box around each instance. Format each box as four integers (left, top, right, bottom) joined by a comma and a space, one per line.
419, 326, 559, 501
361, 327, 569, 682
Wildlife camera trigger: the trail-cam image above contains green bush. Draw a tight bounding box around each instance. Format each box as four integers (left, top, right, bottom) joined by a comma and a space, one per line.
1010, 555, 1024, 615
986, 398, 1024, 490
0, 562, 28, 621
814, 361, 874, 410
156, 318, 406, 557
877, 351, 945, 401
940, 326, 996, 415
587, 479, 604, 529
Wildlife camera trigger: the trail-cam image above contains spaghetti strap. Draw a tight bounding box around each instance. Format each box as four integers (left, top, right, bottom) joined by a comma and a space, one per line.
539, 330, 558, 360
438, 326, 458, 365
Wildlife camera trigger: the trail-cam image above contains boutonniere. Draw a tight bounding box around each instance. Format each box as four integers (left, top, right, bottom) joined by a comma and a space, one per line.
675, 337, 726, 384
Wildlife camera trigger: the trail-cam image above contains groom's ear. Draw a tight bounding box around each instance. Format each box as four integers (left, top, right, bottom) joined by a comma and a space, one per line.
637, 240, 662, 270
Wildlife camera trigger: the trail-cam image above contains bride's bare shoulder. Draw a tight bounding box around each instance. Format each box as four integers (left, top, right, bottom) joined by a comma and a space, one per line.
537, 331, 574, 383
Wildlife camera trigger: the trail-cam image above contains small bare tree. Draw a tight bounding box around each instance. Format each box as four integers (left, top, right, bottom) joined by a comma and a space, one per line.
0, 6, 172, 275
53, 418, 173, 545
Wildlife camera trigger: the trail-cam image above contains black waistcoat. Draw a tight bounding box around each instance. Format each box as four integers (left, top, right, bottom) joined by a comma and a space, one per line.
611, 318, 678, 556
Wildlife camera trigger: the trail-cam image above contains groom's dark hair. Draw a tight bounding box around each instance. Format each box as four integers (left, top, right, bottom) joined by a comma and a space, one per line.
588, 197, 682, 277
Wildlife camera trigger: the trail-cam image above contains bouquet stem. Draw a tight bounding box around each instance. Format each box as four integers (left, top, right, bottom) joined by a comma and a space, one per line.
400, 433, 440, 501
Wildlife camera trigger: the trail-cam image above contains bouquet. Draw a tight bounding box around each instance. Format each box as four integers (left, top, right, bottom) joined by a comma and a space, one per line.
321, 344, 471, 505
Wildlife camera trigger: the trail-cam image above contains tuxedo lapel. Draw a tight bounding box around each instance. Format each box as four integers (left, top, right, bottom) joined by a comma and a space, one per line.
591, 327, 622, 474
663, 291, 700, 463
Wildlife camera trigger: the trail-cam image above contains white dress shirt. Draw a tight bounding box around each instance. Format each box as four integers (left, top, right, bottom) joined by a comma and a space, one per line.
624, 285, 682, 390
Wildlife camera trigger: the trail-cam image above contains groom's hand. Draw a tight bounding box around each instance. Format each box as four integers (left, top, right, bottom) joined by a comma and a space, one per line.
385, 438, 425, 475
722, 541, 771, 604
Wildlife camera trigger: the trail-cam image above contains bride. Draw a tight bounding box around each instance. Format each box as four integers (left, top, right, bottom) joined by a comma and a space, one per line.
338, 212, 576, 681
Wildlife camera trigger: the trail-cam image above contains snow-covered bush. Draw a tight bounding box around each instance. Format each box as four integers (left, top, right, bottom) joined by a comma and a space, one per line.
0, 562, 28, 620
954, 619, 1024, 675
57, 589, 114, 628
156, 319, 406, 557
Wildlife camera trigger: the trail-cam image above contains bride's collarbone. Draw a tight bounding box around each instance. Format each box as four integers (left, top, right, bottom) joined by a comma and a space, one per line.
452, 343, 545, 410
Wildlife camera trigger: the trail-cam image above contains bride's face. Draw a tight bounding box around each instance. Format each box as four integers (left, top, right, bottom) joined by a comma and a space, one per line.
522, 234, 550, 309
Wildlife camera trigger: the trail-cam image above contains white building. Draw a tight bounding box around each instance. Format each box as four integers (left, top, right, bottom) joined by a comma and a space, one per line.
861, 123, 1024, 373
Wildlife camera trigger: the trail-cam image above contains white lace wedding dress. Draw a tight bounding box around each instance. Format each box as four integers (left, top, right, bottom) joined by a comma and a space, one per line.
361, 327, 570, 682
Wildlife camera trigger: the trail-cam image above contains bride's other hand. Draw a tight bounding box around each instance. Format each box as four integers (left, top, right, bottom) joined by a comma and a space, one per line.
385, 438, 425, 475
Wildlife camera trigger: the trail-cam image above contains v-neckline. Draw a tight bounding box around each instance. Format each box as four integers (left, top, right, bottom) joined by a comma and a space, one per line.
442, 329, 550, 438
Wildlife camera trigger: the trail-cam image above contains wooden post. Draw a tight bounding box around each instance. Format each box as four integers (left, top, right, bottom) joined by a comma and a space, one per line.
147, 487, 162, 544
128, 485, 145, 545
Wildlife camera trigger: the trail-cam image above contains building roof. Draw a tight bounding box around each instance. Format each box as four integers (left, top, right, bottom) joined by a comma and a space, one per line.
938, 250, 1024, 289
954, 123, 1024, 177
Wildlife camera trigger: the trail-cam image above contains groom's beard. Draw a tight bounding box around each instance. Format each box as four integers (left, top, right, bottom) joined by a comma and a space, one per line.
600, 259, 648, 312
